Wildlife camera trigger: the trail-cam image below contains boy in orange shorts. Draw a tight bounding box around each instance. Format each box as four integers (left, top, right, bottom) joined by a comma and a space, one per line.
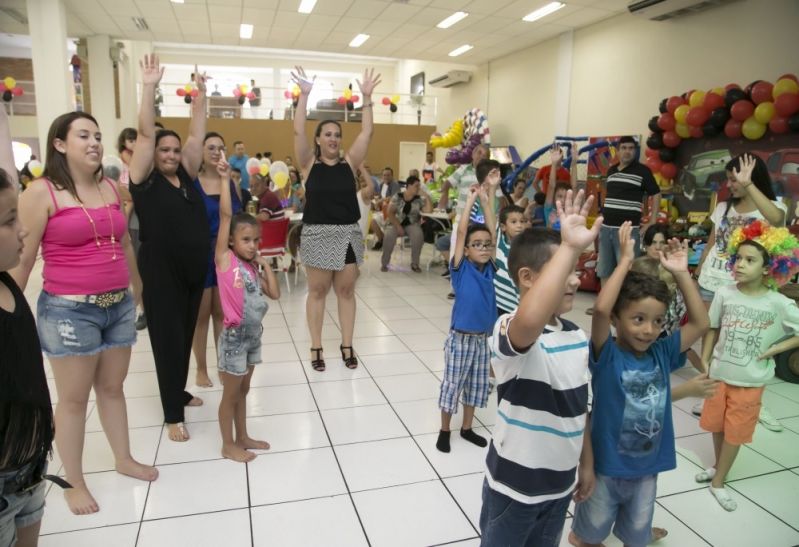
697, 218, 799, 511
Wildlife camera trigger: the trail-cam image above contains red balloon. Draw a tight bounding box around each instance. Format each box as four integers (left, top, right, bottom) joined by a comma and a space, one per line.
689, 125, 703, 138
703, 92, 725, 111
730, 100, 755, 122
657, 113, 676, 131
724, 119, 743, 138
646, 156, 663, 173
666, 96, 685, 114
190, 89, 198, 97
662, 131, 681, 148
233, 88, 242, 97
283, 90, 292, 99
381, 97, 391, 105
769, 116, 789, 134
176, 88, 186, 96
11, 87, 22, 96
778, 73, 799, 84
351, 95, 360, 103
775, 93, 799, 117
660, 163, 677, 179
724, 83, 741, 92
645, 147, 658, 158
750, 81, 774, 104
686, 106, 710, 126
337, 96, 346, 105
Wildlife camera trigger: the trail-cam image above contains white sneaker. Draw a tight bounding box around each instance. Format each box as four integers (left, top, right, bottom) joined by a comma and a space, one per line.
758, 406, 783, 432
691, 401, 703, 417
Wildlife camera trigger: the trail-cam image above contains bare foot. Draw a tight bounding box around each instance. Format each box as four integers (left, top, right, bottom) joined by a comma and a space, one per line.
186, 396, 203, 407
237, 436, 270, 450
651, 527, 668, 542
222, 443, 256, 462
167, 422, 189, 442
567, 531, 605, 547
116, 458, 159, 482
64, 482, 99, 515
195, 371, 213, 387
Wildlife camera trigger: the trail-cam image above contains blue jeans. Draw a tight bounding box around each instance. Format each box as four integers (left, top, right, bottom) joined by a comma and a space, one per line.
479, 479, 571, 547
596, 224, 641, 280
0, 462, 47, 547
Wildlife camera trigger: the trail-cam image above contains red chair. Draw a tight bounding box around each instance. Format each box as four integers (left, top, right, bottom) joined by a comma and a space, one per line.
259, 216, 291, 293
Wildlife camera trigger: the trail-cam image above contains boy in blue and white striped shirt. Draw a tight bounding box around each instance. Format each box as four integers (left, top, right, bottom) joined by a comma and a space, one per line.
493, 205, 526, 317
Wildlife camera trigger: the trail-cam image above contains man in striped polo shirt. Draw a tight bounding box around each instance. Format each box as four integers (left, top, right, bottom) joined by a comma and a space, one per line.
596, 136, 660, 288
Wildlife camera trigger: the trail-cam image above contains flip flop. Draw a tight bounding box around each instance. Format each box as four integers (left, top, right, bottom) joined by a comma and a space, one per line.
695, 467, 716, 483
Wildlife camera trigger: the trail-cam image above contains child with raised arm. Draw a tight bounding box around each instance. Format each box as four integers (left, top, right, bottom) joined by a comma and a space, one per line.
436, 159, 499, 453
215, 152, 280, 462
696, 220, 799, 511
544, 143, 578, 230
570, 222, 709, 547
480, 190, 602, 547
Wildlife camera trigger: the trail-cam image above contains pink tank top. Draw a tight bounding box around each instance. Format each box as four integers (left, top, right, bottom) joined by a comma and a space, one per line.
216, 250, 258, 328
40, 179, 130, 295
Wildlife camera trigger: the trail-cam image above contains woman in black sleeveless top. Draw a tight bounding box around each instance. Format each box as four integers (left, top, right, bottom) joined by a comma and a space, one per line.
128, 54, 210, 443
292, 66, 381, 372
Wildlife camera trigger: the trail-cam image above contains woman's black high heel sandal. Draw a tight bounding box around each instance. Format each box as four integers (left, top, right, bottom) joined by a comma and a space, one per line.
311, 347, 325, 372
340, 345, 358, 369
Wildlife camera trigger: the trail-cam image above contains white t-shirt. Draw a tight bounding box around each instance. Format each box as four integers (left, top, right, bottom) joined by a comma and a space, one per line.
697, 200, 787, 294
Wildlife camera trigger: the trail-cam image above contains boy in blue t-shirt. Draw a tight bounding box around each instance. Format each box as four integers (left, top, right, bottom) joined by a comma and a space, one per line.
570, 222, 709, 547
436, 160, 499, 453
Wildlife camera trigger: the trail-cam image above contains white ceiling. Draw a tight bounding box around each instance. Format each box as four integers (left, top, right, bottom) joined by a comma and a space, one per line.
0, 0, 630, 64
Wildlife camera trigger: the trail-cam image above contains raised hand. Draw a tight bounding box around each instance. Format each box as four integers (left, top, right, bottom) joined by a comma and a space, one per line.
216, 151, 230, 179
290, 66, 315, 95
732, 154, 755, 186
618, 221, 635, 263
356, 67, 382, 97
193, 65, 207, 93
659, 237, 689, 273
549, 145, 563, 166
557, 189, 603, 251
140, 53, 164, 86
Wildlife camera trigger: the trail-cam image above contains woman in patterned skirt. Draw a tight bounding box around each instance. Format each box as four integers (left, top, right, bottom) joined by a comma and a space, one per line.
291, 66, 380, 372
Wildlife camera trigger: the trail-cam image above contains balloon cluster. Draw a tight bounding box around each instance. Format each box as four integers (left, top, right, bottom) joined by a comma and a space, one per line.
27, 159, 43, 178
176, 83, 199, 104
233, 83, 256, 106
244, 158, 291, 190
645, 74, 799, 180
429, 119, 463, 148
246, 157, 271, 178
381, 95, 400, 113
0, 76, 24, 102
337, 86, 360, 111
283, 84, 301, 107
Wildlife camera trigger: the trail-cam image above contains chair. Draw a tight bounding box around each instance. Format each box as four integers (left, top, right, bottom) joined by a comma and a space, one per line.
258, 216, 291, 293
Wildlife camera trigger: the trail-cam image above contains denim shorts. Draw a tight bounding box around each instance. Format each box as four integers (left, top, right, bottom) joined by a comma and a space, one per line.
572, 473, 657, 547
217, 324, 263, 376
596, 225, 641, 280
36, 291, 136, 358
0, 463, 47, 545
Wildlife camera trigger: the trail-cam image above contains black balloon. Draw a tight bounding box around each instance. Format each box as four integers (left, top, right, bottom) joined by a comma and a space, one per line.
702, 122, 720, 137
238, 95, 246, 105
184, 96, 192, 104
390, 103, 397, 113
646, 133, 663, 150
725, 88, 746, 108
659, 148, 676, 163
745, 80, 761, 100
789, 114, 799, 132
710, 107, 730, 129
346, 100, 354, 111
2, 90, 11, 102
659, 98, 668, 114
648, 116, 661, 133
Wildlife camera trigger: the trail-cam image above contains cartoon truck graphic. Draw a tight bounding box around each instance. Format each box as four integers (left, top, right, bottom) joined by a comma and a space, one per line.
678, 149, 732, 194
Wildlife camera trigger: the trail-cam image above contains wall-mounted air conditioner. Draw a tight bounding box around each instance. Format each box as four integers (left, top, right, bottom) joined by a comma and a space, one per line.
628, 0, 732, 21
428, 70, 471, 88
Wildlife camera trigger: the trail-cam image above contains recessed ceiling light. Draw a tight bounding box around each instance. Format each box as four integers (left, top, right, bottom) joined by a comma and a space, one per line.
240, 23, 253, 39
522, 2, 565, 22
298, 0, 317, 14
349, 34, 370, 48
436, 11, 468, 29
448, 44, 472, 57
170, 0, 184, 4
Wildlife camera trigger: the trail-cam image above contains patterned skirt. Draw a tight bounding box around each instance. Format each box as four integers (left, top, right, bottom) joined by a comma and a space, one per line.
299, 223, 364, 271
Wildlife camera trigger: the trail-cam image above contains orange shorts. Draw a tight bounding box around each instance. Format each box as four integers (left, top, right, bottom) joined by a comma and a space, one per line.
699, 382, 764, 445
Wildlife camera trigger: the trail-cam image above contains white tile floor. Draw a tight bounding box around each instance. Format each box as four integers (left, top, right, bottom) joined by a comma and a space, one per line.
26, 247, 799, 547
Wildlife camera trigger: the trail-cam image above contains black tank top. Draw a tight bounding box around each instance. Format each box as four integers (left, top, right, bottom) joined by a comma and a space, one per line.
302, 160, 360, 225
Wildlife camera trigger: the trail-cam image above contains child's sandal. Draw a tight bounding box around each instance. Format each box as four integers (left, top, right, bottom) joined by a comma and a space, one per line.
340, 345, 358, 369
310, 347, 325, 372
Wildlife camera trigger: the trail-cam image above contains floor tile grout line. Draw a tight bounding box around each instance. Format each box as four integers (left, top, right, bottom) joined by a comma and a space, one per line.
727, 481, 799, 534
654, 500, 713, 546
245, 462, 255, 547
133, 421, 164, 546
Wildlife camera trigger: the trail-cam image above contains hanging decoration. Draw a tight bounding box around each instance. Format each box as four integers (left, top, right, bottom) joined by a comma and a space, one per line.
176, 82, 199, 104
381, 95, 400, 113
232, 83, 256, 106
0, 76, 24, 102
283, 84, 301, 107
337, 84, 360, 111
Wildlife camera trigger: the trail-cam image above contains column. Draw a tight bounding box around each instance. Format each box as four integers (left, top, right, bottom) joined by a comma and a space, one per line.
553, 30, 574, 136
86, 34, 116, 151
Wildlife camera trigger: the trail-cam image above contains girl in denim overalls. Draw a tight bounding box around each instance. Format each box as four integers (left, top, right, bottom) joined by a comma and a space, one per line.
214, 153, 280, 462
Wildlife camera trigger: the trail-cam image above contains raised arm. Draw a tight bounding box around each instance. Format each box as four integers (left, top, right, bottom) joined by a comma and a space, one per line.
215, 152, 233, 270
735, 154, 785, 226
0, 107, 18, 186
592, 221, 635, 353
345, 68, 381, 170
180, 66, 207, 180
290, 67, 315, 172
452, 186, 479, 267
508, 190, 602, 349
659, 237, 710, 352
128, 53, 164, 185
481, 172, 499, 244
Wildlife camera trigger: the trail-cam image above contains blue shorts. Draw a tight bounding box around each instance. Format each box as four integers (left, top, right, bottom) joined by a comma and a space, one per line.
217, 323, 263, 376
435, 234, 451, 252
0, 463, 47, 546
439, 330, 490, 414
596, 225, 640, 280
572, 473, 657, 547
36, 291, 136, 357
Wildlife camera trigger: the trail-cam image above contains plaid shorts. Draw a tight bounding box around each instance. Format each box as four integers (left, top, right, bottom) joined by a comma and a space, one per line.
439, 330, 491, 414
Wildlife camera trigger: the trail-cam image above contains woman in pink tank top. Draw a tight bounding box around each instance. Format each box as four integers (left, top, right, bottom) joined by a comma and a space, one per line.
11, 112, 158, 516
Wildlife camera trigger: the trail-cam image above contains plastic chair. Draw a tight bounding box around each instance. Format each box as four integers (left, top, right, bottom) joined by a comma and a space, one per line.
258, 216, 291, 293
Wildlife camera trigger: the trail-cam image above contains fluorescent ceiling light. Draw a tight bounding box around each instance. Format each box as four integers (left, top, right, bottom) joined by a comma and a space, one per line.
240, 24, 253, 39
349, 34, 370, 48
522, 2, 565, 22
437, 11, 468, 29
170, 0, 184, 4
448, 44, 473, 57
298, 0, 317, 14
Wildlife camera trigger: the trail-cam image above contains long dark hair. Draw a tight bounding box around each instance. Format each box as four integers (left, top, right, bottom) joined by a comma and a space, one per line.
314, 120, 342, 159
43, 111, 103, 199
0, 168, 12, 191
117, 127, 137, 154
723, 154, 775, 217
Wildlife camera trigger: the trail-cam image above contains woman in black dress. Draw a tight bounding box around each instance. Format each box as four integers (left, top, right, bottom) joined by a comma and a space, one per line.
291, 66, 380, 372
128, 54, 210, 442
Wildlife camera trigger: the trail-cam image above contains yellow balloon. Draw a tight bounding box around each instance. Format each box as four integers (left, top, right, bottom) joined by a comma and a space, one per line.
674, 104, 690, 124
754, 101, 775, 124
28, 160, 43, 178
240, 85, 248, 94
184, 84, 193, 92
773, 78, 799, 98
273, 171, 289, 189
689, 90, 705, 108
742, 116, 766, 140
3, 77, 15, 89
259, 163, 269, 177
343, 88, 352, 100
391, 94, 400, 104
675, 123, 691, 138
710, 87, 725, 96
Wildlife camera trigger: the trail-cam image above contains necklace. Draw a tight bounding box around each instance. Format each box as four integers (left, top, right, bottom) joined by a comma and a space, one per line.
77, 182, 118, 260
